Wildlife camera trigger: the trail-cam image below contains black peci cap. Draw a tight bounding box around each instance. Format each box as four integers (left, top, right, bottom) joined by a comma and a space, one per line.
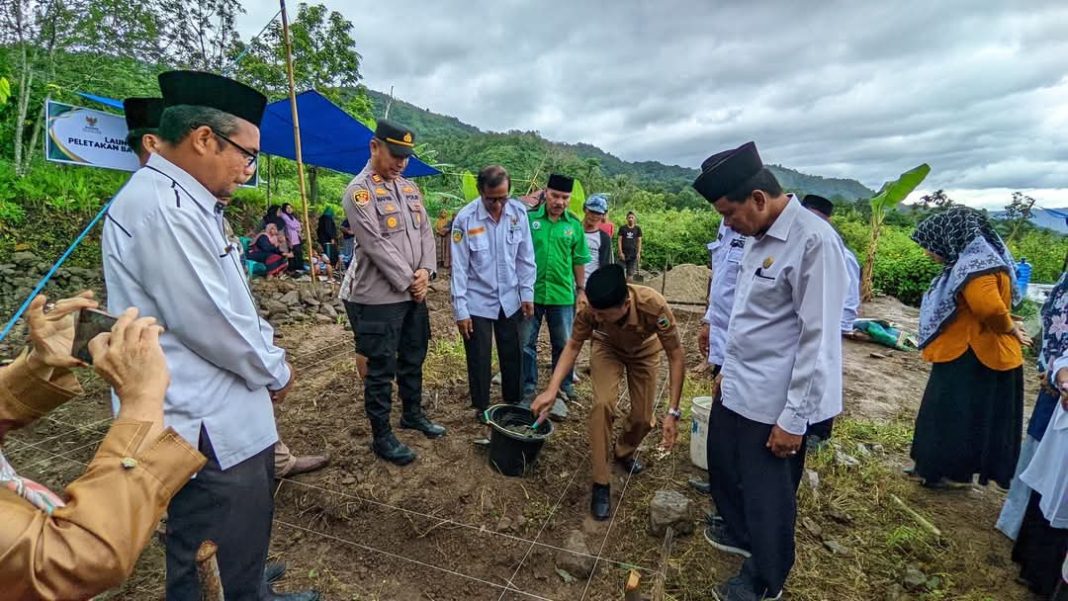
692, 141, 763, 203
123, 97, 164, 131
586, 264, 628, 309
158, 70, 267, 126
374, 119, 417, 157
801, 194, 834, 218
547, 173, 574, 193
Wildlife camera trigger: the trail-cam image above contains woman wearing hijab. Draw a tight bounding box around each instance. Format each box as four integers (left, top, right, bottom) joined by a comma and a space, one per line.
263, 204, 286, 232
909, 207, 1029, 489
1013, 359, 1068, 596
997, 262, 1068, 539
316, 207, 339, 268
248, 223, 291, 278
279, 202, 305, 273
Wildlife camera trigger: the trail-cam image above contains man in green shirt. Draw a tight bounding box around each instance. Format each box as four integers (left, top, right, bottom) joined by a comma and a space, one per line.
522, 174, 590, 419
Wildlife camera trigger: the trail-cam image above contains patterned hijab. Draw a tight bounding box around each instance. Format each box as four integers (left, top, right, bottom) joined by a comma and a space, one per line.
1, 448, 65, 514
911, 207, 1019, 348
1039, 271, 1068, 373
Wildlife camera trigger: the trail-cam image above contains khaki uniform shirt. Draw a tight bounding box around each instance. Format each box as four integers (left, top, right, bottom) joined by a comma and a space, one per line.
572, 285, 681, 356
339, 163, 436, 305
0, 353, 206, 600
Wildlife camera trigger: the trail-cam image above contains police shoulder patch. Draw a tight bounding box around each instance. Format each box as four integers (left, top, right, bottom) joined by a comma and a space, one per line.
353, 188, 370, 205
656, 314, 672, 331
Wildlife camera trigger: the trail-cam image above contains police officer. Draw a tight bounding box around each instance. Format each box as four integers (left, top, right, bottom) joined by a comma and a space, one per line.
340, 120, 444, 466
531, 264, 684, 520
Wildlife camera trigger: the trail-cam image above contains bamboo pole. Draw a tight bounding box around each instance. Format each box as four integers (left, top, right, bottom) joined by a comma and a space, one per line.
279, 0, 317, 279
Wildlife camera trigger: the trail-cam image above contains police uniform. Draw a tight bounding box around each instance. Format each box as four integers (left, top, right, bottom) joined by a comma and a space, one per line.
339, 120, 442, 465
571, 276, 681, 486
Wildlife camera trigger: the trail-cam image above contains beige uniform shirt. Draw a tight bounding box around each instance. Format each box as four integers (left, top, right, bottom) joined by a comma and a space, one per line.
339, 163, 436, 305
572, 285, 681, 356
0, 352, 206, 600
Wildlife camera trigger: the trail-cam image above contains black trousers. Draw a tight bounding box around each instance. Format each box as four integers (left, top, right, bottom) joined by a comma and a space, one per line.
166, 430, 274, 601
344, 300, 430, 434
463, 309, 523, 410
706, 401, 808, 595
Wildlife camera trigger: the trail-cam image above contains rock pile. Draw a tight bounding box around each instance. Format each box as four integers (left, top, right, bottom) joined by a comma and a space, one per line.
250, 279, 347, 326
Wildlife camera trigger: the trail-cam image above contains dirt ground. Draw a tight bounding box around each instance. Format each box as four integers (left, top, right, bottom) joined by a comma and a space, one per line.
1, 281, 1043, 600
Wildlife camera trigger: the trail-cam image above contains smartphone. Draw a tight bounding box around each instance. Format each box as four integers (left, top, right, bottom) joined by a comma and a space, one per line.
72, 308, 118, 364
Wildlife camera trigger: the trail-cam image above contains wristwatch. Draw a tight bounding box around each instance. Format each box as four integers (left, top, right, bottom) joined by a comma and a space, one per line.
668, 407, 682, 419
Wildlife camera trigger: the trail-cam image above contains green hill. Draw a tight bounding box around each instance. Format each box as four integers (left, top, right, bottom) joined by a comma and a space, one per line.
364, 88, 874, 201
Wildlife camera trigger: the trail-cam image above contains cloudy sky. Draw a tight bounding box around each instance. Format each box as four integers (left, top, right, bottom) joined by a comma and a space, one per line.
239, 0, 1068, 207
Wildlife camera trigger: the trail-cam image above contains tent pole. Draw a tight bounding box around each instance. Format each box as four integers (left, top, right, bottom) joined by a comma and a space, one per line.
279, 0, 317, 278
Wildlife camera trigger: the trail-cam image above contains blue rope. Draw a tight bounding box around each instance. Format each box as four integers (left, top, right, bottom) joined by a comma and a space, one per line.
0, 198, 114, 343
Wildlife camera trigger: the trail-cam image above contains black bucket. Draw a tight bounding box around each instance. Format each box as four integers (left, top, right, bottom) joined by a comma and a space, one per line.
484, 404, 554, 477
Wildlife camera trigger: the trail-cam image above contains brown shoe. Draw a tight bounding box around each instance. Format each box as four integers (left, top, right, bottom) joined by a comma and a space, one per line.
283, 454, 331, 477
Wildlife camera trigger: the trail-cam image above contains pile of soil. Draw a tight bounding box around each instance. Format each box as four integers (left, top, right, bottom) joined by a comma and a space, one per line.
642, 263, 710, 305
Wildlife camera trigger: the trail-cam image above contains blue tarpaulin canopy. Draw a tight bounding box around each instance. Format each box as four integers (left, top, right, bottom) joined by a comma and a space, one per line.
77, 89, 439, 178
261, 90, 439, 177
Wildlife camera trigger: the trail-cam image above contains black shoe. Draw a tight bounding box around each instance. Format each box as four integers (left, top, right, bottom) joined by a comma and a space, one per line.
400, 415, 447, 438
371, 432, 417, 465
267, 588, 321, 601
704, 522, 752, 558
689, 477, 712, 494
264, 560, 286, 584
714, 574, 781, 601
591, 483, 611, 520
476, 408, 488, 424
704, 512, 726, 528
616, 455, 644, 475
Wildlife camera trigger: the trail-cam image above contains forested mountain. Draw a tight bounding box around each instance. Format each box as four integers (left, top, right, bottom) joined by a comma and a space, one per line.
364, 88, 874, 201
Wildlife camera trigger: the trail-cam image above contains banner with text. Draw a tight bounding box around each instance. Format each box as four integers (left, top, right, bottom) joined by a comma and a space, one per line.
45, 99, 140, 172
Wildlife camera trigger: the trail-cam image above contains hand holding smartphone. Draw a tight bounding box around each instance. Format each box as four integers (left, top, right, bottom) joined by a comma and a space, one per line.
72, 308, 119, 364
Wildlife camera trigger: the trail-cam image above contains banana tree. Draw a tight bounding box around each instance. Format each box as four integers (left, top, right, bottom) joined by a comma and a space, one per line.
862, 163, 931, 301
461, 170, 479, 202
568, 179, 587, 216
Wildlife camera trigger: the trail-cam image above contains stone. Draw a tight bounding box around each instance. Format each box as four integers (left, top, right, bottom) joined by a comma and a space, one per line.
11, 251, 37, 266
280, 290, 301, 306
649, 489, 693, 536
801, 516, 823, 537
300, 289, 320, 306
496, 516, 513, 532
555, 568, 576, 584
264, 300, 288, 316
902, 565, 928, 590
557, 531, 595, 578
320, 303, 338, 319
315, 314, 334, 324
340, 474, 356, 486
855, 443, 872, 458
804, 469, 820, 492
835, 449, 861, 468
822, 538, 852, 556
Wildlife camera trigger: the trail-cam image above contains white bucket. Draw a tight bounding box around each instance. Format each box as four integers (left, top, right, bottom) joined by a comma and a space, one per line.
689, 396, 714, 470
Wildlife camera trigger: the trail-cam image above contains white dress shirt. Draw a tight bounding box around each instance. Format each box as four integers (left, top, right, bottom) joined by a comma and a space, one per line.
102, 154, 289, 469
1021, 353, 1068, 528
839, 240, 861, 332
720, 196, 846, 435
450, 198, 536, 321
704, 223, 748, 366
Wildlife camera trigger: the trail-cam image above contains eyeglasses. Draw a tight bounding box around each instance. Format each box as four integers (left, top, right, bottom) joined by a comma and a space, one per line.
211, 129, 259, 168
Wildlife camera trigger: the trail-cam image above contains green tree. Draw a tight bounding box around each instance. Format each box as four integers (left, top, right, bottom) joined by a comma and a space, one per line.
1003, 191, 1037, 244
234, 2, 372, 123
156, 0, 244, 71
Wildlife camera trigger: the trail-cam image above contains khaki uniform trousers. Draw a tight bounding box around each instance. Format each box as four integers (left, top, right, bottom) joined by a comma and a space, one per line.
588, 336, 660, 485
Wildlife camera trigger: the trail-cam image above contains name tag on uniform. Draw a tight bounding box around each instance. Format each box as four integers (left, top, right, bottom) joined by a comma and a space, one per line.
468, 226, 486, 236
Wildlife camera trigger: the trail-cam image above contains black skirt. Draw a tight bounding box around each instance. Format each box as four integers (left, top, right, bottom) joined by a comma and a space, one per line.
1012, 491, 1068, 597
910, 347, 1023, 488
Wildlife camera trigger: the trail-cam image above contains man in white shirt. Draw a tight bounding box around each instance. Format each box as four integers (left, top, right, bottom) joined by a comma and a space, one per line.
104, 71, 306, 601
581, 195, 613, 285
451, 165, 537, 419
801, 194, 861, 335
692, 141, 846, 601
